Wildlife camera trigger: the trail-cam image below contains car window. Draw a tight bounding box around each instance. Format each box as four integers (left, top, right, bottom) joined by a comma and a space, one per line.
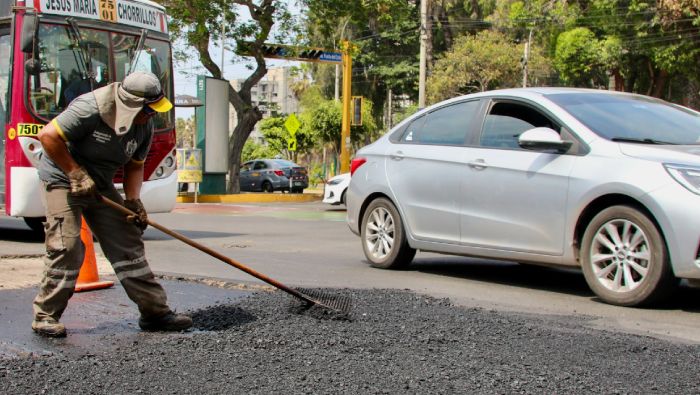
254, 161, 267, 170
401, 100, 480, 145
272, 159, 297, 167
480, 101, 558, 149
399, 115, 426, 142
241, 162, 252, 172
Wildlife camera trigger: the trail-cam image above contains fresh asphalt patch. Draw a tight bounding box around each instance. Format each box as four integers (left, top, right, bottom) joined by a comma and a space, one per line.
2, 286, 699, 393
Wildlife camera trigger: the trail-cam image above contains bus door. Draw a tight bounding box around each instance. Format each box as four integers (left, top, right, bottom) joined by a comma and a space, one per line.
0, 24, 10, 206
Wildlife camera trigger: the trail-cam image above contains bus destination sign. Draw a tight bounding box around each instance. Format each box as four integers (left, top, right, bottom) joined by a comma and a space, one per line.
26, 0, 168, 33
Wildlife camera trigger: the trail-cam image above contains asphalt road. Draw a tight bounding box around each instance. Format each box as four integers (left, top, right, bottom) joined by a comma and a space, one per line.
3, 201, 700, 344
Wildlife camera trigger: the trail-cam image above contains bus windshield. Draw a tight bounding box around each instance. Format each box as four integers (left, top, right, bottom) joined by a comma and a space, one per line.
27, 22, 173, 130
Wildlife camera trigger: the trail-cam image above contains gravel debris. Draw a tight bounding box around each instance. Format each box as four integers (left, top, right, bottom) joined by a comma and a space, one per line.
2, 288, 699, 394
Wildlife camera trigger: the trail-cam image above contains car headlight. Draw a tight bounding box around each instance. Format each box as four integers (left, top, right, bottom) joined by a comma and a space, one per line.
665, 163, 700, 194
327, 178, 343, 185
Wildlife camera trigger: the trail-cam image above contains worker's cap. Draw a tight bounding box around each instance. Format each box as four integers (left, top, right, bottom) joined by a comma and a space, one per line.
122, 71, 173, 113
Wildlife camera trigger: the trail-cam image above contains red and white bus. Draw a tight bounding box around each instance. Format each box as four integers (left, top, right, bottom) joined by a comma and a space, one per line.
1, 0, 177, 232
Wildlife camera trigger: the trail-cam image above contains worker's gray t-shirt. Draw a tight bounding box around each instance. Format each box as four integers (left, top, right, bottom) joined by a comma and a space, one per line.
37, 92, 153, 190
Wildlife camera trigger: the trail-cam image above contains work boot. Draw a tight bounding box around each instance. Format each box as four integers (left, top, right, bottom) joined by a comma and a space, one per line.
32, 319, 67, 338
138, 311, 193, 332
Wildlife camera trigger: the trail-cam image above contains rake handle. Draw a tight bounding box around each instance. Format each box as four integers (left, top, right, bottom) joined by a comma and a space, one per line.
100, 195, 314, 305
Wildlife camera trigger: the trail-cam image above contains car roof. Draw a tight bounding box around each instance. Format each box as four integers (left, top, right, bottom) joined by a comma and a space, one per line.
444, 87, 639, 102
410, 87, 646, 119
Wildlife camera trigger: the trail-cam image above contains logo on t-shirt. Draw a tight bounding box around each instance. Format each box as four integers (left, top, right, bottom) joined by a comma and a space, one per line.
93, 131, 112, 143
125, 139, 138, 157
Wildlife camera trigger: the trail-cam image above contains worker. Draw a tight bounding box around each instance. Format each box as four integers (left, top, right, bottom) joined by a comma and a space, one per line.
32, 71, 192, 337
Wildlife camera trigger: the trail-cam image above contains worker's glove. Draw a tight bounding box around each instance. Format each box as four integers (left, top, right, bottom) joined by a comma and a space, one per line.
124, 198, 148, 230
67, 167, 97, 197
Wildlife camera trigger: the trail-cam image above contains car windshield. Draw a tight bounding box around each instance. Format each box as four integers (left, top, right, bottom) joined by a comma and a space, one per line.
546, 92, 700, 145
28, 23, 173, 130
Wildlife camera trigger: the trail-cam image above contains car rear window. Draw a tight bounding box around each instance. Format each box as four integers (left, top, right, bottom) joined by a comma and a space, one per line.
272, 160, 299, 167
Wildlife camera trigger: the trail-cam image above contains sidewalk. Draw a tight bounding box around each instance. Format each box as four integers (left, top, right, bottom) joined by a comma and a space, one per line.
175, 188, 323, 204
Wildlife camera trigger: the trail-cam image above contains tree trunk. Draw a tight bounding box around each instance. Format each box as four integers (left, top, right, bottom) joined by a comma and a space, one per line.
651, 69, 669, 98
611, 69, 625, 91
227, 109, 262, 194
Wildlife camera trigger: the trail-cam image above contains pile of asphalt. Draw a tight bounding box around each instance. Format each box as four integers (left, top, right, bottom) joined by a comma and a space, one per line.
2, 288, 699, 394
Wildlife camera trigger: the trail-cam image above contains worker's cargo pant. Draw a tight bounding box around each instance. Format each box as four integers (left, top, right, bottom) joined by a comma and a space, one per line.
33, 185, 170, 322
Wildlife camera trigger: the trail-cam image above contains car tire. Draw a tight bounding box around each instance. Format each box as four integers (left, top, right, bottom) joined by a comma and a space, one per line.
340, 189, 347, 206
262, 181, 274, 193
580, 205, 678, 307
361, 197, 416, 269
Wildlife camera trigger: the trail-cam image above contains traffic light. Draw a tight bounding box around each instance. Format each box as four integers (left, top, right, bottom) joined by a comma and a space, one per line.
352, 96, 363, 126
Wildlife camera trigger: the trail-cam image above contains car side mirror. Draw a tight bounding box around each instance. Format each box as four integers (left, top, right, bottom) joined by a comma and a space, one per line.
518, 127, 573, 153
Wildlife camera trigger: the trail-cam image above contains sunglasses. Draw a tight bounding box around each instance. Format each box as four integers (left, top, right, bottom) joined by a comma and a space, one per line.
142, 92, 164, 115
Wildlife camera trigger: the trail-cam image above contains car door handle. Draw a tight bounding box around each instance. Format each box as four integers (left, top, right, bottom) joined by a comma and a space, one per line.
467, 159, 488, 170
391, 151, 404, 161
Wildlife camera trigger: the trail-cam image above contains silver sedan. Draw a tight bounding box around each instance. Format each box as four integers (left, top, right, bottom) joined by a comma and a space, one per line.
347, 87, 700, 307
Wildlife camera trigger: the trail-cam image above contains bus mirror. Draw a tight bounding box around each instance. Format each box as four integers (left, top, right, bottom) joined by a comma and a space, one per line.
21, 14, 39, 53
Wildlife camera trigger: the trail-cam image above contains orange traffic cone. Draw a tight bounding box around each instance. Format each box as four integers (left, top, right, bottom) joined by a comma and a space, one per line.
74, 217, 114, 292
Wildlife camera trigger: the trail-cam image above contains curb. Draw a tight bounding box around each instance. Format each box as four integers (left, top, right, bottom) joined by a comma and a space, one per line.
176, 192, 323, 204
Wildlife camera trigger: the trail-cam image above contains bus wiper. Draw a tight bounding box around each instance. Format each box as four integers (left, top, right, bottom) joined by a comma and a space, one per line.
127, 29, 148, 75
611, 137, 677, 145
66, 17, 93, 89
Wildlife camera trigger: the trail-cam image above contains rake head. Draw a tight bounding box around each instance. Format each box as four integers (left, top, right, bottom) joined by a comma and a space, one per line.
291, 288, 352, 320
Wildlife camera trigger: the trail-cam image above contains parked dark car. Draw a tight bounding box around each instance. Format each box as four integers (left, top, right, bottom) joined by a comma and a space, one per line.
240, 159, 309, 193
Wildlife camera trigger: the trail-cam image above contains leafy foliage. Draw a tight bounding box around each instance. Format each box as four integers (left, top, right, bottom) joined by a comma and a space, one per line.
427, 30, 550, 103
257, 116, 317, 162
175, 116, 195, 148
242, 139, 278, 162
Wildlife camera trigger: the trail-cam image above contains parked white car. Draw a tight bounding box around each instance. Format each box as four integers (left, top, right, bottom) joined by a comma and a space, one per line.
323, 173, 350, 205
347, 87, 700, 307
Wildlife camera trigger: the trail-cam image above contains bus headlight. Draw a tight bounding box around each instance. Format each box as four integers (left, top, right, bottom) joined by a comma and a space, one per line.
155, 166, 164, 178
165, 156, 174, 167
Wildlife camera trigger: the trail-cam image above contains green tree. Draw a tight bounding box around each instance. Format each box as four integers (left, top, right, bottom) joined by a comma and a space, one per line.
302, 0, 420, 128
427, 30, 550, 103
175, 116, 195, 148
257, 116, 317, 163
554, 27, 606, 87
241, 139, 278, 162
159, 0, 297, 193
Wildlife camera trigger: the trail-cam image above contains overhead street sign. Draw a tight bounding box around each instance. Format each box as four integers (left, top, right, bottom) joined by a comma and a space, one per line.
237, 42, 342, 64
319, 52, 342, 63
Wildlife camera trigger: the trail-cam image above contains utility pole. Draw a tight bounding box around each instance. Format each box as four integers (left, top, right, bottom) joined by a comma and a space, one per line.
418, 0, 429, 109
220, 9, 226, 75
340, 40, 352, 174
335, 18, 350, 102
387, 88, 393, 129
522, 28, 533, 88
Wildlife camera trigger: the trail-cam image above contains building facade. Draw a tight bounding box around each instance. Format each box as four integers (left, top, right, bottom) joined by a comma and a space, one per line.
229, 66, 301, 144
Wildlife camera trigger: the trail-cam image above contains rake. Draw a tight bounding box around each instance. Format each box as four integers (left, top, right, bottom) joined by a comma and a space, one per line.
100, 196, 351, 318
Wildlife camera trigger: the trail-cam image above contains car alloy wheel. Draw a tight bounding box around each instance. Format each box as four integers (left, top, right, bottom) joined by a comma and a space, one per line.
361, 198, 416, 269
366, 206, 394, 260
581, 205, 677, 306
590, 218, 649, 292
